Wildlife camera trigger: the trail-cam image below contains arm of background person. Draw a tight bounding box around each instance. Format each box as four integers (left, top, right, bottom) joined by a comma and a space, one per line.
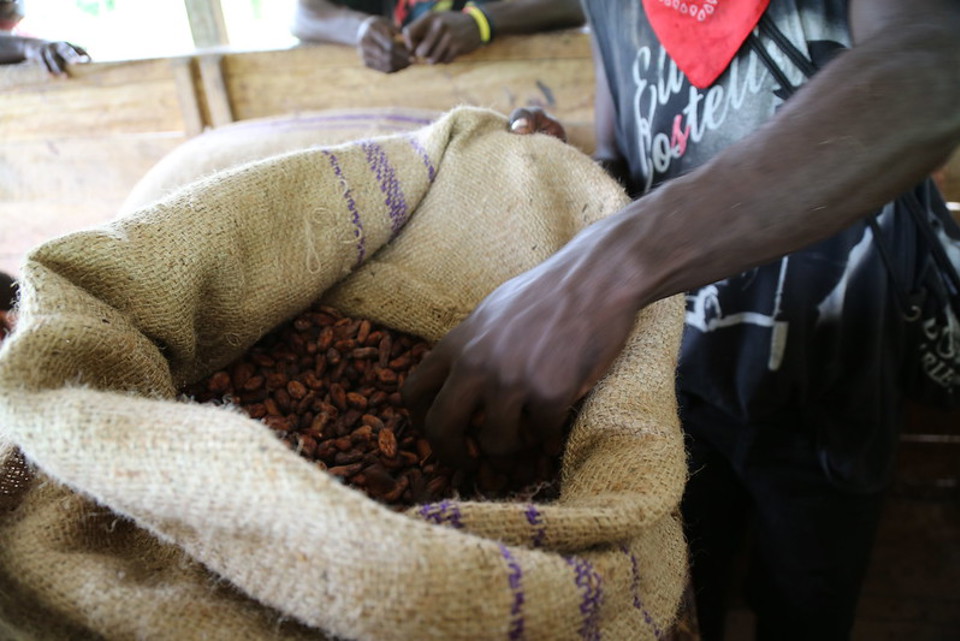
0, 33, 89, 74
292, 0, 412, 72
291, 0, 372, 45
402, 0, 960, 466
478, 0, 585, 34
0, 32, 25, 63
404, 0, 584, 65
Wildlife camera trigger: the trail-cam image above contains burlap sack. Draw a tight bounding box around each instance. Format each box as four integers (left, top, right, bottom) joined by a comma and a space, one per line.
0, 106, 688, 640
120, 107, 442, 215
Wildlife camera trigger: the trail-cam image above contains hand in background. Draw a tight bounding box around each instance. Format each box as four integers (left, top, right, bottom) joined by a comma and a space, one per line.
22, 38, 89, 75
508, 106, 567, 142
402, 11, 482, 65
357, 15, 412, 73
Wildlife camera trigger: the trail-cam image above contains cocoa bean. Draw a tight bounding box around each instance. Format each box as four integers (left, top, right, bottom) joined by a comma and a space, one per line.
328, 463, 363, 477
207, 371, 231, 394
287, 380, 307, 400
378, 428, 398, 459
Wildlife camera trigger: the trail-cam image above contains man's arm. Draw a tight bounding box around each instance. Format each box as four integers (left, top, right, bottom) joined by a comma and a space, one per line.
292, 0, 412, 73
291, 0, 372, 46
621, 0, 960, 307
0, 32, 26, 64
403, 0, 584, 65
476, 0, 585, 35
0, 33, 89, 74
402, 0, 960, 466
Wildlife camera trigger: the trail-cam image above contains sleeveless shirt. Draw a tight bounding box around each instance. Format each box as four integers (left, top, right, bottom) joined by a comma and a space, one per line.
583, 0, 922, 492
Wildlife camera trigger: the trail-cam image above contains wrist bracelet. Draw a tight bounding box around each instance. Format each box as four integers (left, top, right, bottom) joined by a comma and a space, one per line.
462, 4, 493, 44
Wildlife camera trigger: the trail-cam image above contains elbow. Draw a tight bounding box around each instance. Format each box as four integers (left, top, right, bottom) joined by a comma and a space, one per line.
290, 11, 311, 42
290, 5, 334, 43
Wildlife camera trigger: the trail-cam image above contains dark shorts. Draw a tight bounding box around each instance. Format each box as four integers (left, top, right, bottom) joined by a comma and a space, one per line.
679, 394, 886, 641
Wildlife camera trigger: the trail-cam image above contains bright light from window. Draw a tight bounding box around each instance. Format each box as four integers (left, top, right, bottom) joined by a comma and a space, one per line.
221, 0, 298, 51
16, 0, 299, 62
17, 0, 193, 61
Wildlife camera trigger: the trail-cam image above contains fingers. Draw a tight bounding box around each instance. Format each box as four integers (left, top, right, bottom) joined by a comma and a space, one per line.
508, 107, 568, 142
360, 18, 412, 72
404, 350, 570, 469
61, 42, 90, 63
477, 387, 525, 457
421, 369, 481, 470
508, 107, 539, 135
522, 395, 574, 457
401, 17, 430, 53
410, 18, 446, 63
360, 40, 412, 72
71, 44, 91, 60
403, 344, 476, 467
41, 46, 66, 75
33, 42, 90, 76
402, 348, 449, 431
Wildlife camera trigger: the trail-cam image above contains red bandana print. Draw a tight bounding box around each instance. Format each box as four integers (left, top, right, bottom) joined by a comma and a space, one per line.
641, 0, 770, 89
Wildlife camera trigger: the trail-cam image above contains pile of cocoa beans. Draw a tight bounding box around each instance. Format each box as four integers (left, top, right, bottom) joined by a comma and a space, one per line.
182, 302, 563, 509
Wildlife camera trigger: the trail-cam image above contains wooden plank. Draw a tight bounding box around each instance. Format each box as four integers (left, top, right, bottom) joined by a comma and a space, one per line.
221, 34, 596, 152
184, 0, 229, 49
172, 57, 205, 137
0, 58, 190, 141
0, 134, 185, 201
198, 54, 235, 127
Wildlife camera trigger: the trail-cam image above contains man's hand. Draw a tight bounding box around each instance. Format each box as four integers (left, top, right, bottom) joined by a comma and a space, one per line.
508, 106, 567, 142
19, 38, 88, 75
357, 16, 412, 73
402, 11, 482, 65
402, 209, 645, 469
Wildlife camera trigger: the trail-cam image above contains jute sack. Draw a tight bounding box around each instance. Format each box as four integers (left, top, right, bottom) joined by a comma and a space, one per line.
0, 106, 688, 640
120, 107, 443, 215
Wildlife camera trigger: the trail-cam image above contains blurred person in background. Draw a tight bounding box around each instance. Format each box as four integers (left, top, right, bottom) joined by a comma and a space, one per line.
292, 0, 583, 73
0, 0, 89, 75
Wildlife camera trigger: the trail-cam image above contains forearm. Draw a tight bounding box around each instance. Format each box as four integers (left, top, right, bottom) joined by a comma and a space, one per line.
0, 34, 26, 64
292, 0, 372, 46
616, 21, 960, 310
481, 0, 584, 36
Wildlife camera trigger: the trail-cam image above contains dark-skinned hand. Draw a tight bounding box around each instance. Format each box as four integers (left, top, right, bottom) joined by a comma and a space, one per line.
402, 109, 642, 468
507, 106, 568, 142
357, 16, 412, 73
22, 39, 89, 76
402, 11, 482, 65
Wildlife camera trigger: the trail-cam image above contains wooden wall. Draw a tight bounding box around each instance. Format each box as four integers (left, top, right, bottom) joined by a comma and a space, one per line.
0, 30, 595, 277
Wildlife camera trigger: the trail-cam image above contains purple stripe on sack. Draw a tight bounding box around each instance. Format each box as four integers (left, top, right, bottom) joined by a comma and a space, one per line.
322, 150, 365, 266
407, 135, 436, 183
566, 556, 603, 641
362, 141, 409, 236
619, 543, 663, 639
417, 500, 464, 529
523, 504, 547, 548
499, 544, 527, 641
